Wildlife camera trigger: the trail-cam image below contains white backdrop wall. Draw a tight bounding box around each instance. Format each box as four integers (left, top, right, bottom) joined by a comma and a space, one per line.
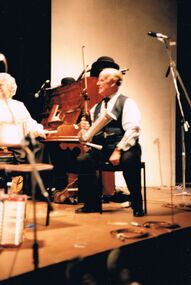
51, 0, 177, 187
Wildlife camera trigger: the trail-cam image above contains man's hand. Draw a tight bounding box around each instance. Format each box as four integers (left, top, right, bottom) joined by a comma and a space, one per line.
109, 148, 121, 166
80, 116, 90, 130
78, 117, 90, 143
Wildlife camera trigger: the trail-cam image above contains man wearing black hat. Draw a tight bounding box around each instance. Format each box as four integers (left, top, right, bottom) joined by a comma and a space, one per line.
76, 67, 144, 217
48, 57, 120, 202
90, 56, 120, 77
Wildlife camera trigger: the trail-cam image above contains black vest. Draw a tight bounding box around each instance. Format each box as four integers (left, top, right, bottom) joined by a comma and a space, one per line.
92, 94, 127, 149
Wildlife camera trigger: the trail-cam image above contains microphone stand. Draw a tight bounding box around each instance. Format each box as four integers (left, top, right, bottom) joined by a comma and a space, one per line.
163, 38, 191, 198
144, 36, 181, 229
22, 136, 53, 270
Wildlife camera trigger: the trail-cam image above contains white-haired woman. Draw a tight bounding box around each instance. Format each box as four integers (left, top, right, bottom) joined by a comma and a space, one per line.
0, 72, 46, 145
0, 72, 47, 161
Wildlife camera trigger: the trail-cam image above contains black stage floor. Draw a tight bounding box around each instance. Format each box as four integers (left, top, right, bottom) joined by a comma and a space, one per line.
1, 187, 191, 285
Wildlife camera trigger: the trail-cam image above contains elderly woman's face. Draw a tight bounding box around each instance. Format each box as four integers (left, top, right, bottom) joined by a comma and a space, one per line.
0, 81, 11, 99
0, 73, 17, 99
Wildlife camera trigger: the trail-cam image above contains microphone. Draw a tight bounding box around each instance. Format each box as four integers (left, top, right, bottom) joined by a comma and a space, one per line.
148, 31, 169, 39
34, 80, 50, 98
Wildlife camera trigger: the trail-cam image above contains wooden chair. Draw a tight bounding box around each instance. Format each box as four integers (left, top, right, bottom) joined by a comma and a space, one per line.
97, 162, 147, 214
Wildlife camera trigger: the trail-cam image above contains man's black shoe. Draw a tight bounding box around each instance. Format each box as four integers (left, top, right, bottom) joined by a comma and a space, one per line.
102, 195, 111, 203
133, 209, 144, 217
75, 206, 102, 213
110, 191, 131, 203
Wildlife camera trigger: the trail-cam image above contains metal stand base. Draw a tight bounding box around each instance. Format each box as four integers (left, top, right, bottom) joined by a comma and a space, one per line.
174, 191, 191, 196
173, 187, 191, 211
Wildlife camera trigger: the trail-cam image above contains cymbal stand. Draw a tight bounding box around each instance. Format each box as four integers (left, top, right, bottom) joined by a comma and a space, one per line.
163, 37, 191, 198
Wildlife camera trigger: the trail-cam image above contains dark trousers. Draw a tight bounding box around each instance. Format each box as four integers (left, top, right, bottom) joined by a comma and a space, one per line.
44, 143, 79, 190
77, 144, 143, 211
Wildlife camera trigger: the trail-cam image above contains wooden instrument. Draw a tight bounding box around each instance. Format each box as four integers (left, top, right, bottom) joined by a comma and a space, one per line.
41, 77, 101, 142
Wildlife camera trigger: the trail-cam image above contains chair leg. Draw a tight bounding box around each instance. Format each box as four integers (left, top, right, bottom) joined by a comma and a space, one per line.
98, 169, 103, 214
142, 163, 147, 214
98, 163, 147, 215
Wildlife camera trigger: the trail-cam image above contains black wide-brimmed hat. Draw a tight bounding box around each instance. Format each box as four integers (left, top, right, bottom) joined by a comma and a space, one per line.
90, 56, 120, 77
61, 77, 76, 86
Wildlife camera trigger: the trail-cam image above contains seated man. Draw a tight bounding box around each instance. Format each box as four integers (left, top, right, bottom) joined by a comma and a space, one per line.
76, 68, 144, 217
